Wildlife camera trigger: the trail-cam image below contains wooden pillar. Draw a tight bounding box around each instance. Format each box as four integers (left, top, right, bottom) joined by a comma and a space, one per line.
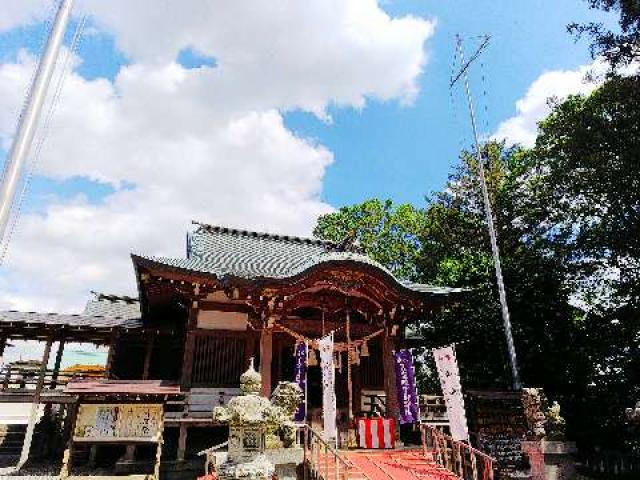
88, 445, 98, 467
177, 424, 188, 461
18, 336, 54, 468
382, 329, 399, 420
0, 335, 7, 384
142, 332, 155, 380
181, 301, 199, 389
34, 337, 53, 402
181, 331, 196, 389
259, 327, 273, 397
50, 337, 65, 389
105, 331, 119, 378
59, 400, 78, 479
346, 311, 353, 421
352, 361, 362, 418
124, 444, 136, 461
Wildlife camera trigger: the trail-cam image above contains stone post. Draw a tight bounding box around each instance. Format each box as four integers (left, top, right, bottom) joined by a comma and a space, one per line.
522, 440, 578, 480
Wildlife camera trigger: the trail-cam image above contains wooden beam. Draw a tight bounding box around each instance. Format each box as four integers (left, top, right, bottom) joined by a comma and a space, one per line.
142, 333, 155, 380
50, 337, 66, 389
259, 326, 273, 397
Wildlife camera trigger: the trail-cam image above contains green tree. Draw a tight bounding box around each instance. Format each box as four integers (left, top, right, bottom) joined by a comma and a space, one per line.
568, 0, 640, 70
518, 75, 640, 453
314, 143, 584, 403
523, 75, 640, 309
313, 199, 426, 280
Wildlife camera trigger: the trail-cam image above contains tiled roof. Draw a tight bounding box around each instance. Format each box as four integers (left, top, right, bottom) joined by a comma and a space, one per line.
84, 292, 141, 319
134, 222, 463, 296
0, 310, 142, 329
0, 292, 143, 331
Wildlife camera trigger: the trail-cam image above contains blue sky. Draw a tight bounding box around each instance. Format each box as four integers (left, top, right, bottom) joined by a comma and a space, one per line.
1, 1, 617, 210
286, 0, 617, 206
0, 0, 620, 319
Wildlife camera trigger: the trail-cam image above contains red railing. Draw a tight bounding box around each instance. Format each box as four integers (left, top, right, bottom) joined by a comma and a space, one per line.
421, 424, 495, 480
302, 424, 355, 480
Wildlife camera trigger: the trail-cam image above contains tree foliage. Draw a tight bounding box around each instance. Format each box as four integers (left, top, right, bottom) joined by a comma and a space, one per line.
314, 95, 639, 450
313, 199, 426, 280
525, 75, 640, 309
568, 0, 640, 70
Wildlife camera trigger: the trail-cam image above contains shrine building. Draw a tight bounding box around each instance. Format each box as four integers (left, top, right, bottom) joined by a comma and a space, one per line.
0, 221, 462, 467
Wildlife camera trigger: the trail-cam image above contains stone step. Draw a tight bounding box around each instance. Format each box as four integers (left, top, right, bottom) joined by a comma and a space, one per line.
0, 425, 25, 455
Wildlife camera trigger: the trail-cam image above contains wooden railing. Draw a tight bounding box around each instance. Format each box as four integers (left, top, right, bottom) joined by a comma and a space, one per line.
0, 366, 104, 391
421, 424, 495, 480
302, 424, 355, 480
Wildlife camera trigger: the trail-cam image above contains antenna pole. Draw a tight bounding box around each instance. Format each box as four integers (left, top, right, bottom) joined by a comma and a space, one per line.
452, 34, 521, 390
0, 0, 74, 247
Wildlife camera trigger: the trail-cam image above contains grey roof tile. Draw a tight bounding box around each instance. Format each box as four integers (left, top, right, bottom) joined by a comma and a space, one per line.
134, 222, 462, 296
84, 292, 141, 319
0, 310, 142, 329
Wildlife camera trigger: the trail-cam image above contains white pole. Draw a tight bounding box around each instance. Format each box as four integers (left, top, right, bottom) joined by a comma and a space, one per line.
455, 35, 521, 390
0, 0, 74, 247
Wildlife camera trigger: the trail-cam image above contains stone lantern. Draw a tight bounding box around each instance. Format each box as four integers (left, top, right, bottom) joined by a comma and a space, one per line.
212, 360, 281, 480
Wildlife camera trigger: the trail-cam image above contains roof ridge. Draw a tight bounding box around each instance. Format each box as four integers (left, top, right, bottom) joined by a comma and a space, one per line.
89, 291, 139, 304
191, 221, 340, 249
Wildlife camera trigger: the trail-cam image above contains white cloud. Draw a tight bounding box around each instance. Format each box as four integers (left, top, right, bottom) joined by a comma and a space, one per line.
0, 1, 435, 311
0, 0, 51, 32
493, 60, 609, 147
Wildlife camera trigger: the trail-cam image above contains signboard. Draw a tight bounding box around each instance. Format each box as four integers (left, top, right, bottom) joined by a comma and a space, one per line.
433, 345, 469, 441
74, 404, 163, 441
466, 391, 528, 469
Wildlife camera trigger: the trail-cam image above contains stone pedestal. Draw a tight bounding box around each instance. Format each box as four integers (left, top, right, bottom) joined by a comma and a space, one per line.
213, 448, 303, 480
522, 440, 577, 480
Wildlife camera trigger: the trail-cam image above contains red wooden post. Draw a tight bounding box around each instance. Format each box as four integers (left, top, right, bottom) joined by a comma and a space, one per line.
259, 326, 273, 397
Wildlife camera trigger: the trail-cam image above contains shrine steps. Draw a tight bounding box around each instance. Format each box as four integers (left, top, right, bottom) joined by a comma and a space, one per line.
340, 449, 460, 480
0, 424, 25, 457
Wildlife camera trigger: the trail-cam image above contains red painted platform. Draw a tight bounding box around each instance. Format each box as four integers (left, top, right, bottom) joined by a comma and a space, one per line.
343, 449, 459, 480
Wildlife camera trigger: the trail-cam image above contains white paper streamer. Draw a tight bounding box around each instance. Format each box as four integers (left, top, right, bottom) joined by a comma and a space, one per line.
433, 344, 469, 441
319, 333, 337, 444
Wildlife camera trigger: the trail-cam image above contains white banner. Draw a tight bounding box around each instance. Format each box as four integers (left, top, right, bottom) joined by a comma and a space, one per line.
319, 333, 337, 444
433, 345, 469, 441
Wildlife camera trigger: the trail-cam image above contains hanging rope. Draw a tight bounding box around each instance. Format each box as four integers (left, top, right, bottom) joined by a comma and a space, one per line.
272, 321, 384, 353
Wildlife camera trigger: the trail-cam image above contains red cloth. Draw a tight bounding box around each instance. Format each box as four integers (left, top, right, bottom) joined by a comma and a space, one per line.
356, 417, 395, 449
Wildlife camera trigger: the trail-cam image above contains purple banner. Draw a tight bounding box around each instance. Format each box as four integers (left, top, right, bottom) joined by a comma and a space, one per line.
394, 349, 420, 425
294, 342, 307, 421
